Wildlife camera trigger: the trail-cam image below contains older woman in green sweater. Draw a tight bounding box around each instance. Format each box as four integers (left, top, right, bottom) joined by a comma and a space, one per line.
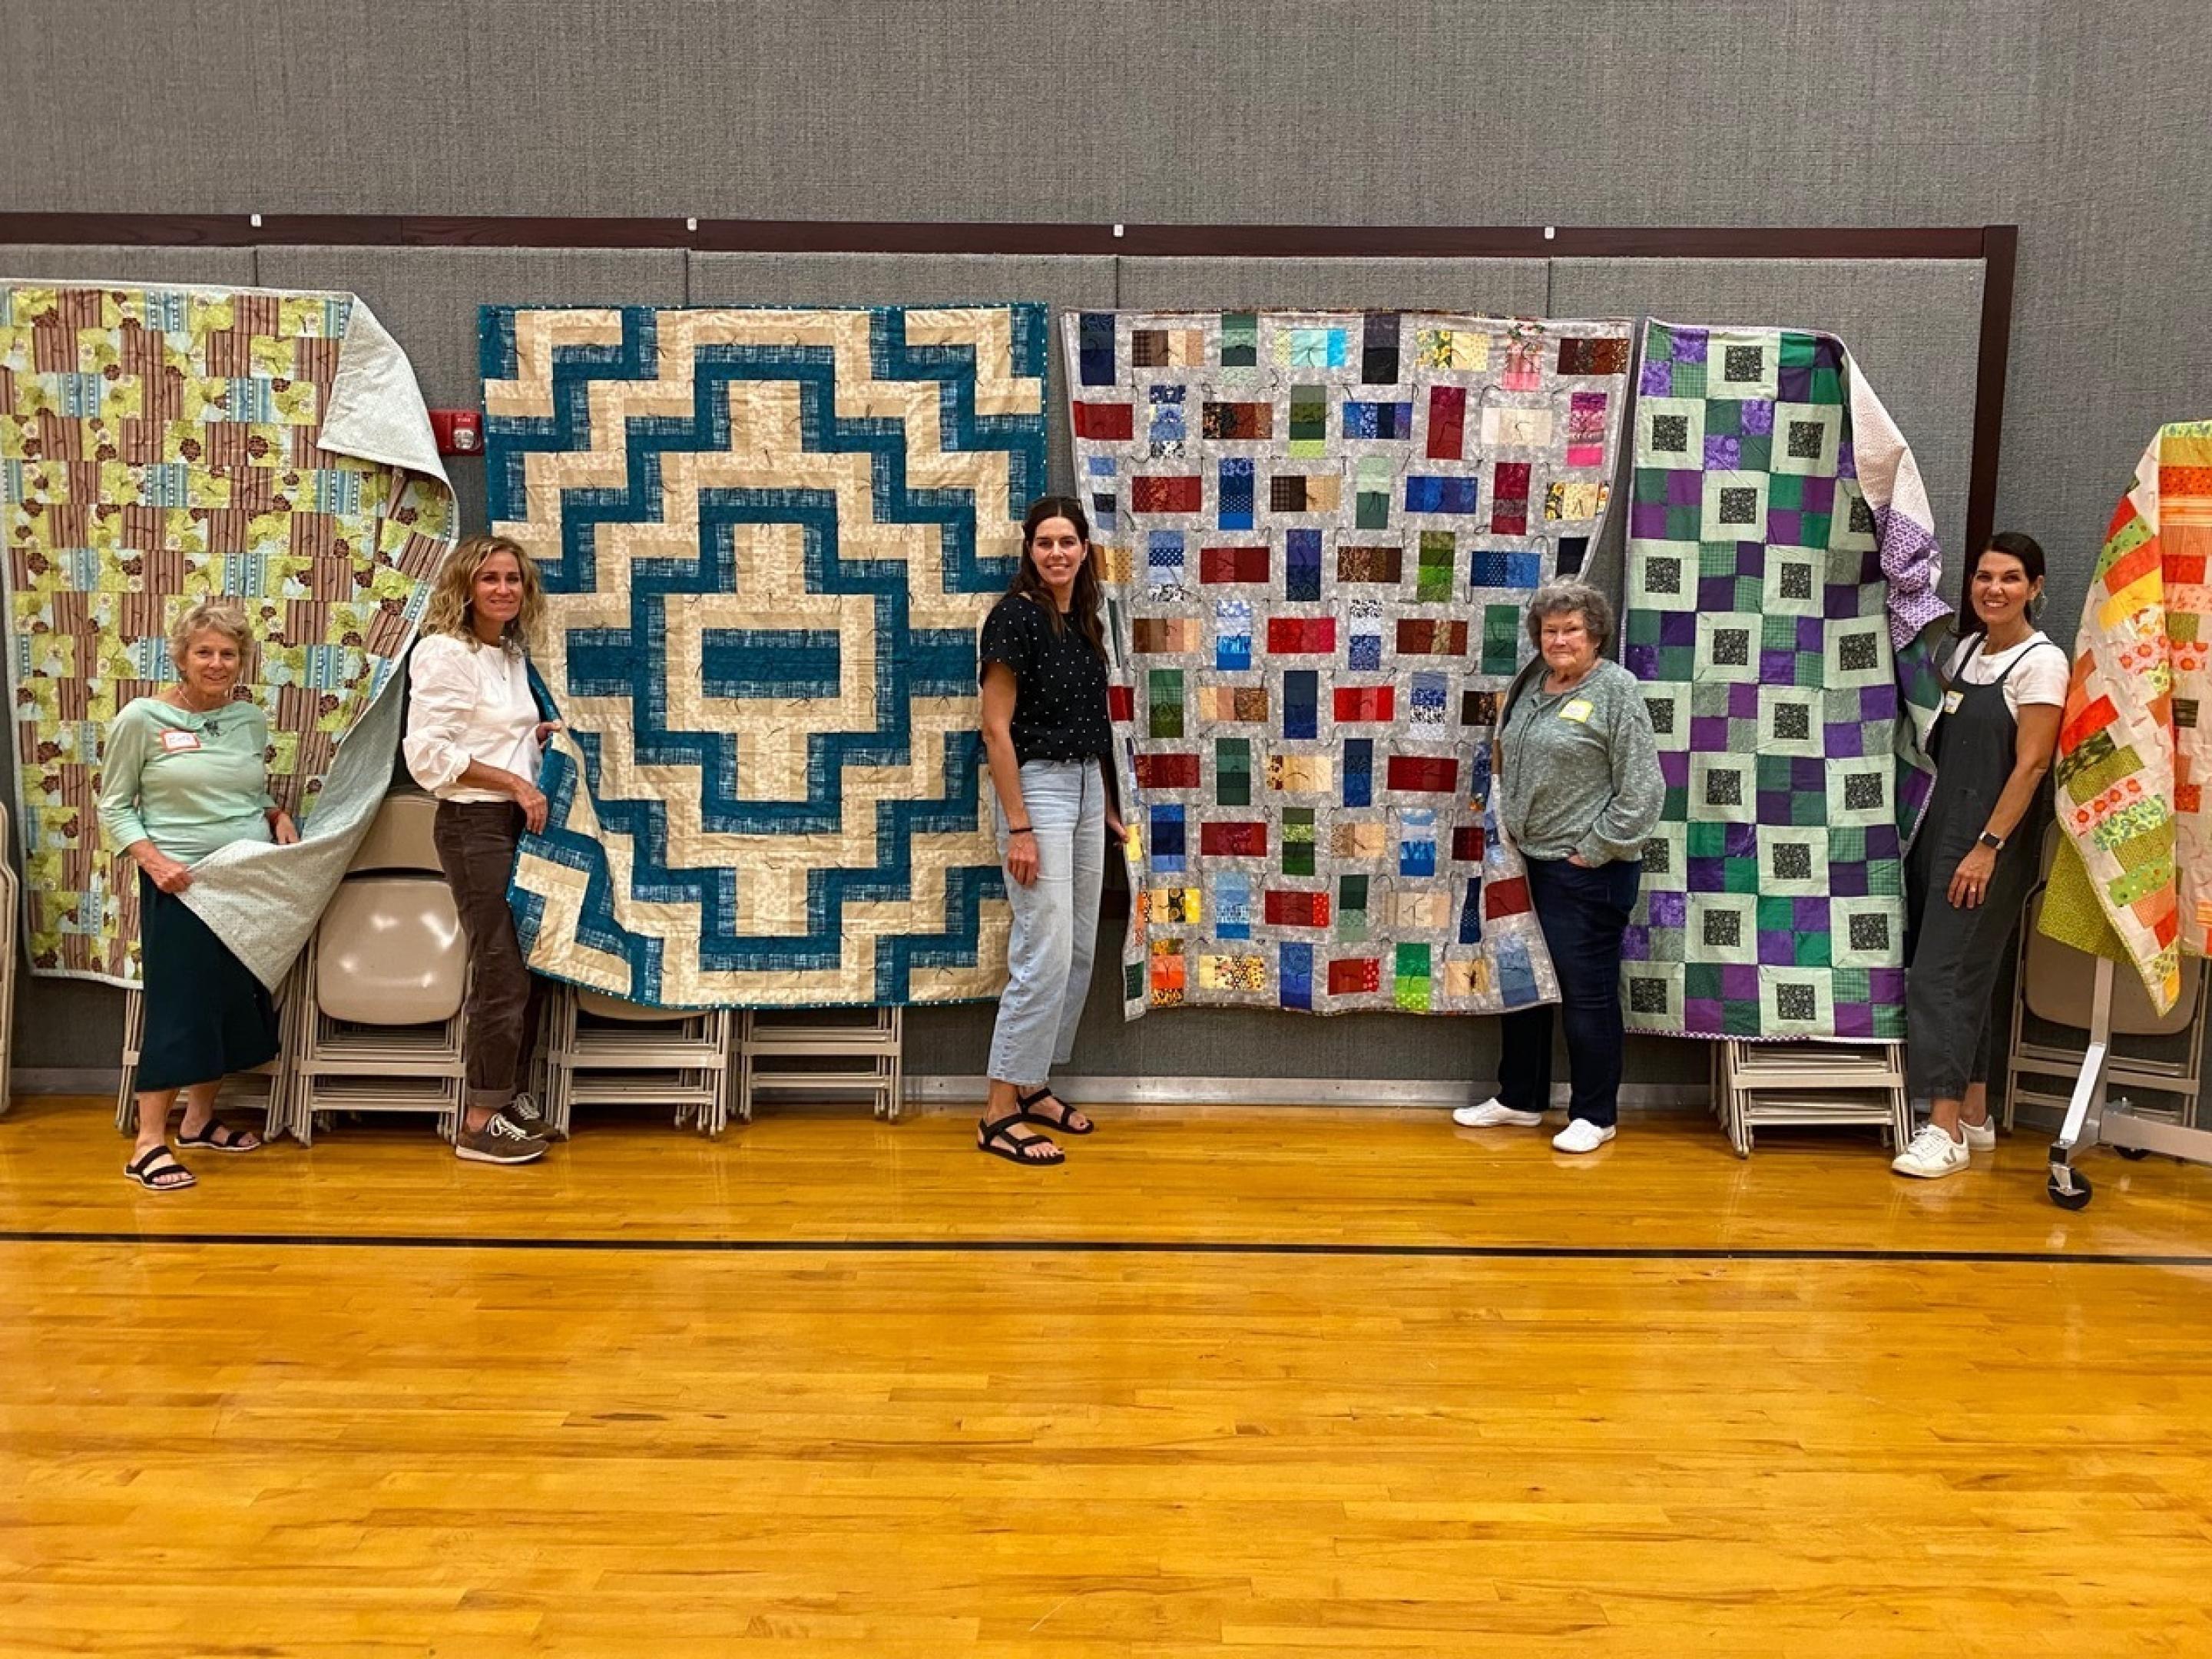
1454, 579, 1662, 1154
98, 599, 297, 1191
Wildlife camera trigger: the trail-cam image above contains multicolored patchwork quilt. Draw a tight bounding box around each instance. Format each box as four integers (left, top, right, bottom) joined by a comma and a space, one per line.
2042, 420, 2212, 1012
1065, 310, 1634, 1016
1618, 321, 1948, 1040
1, 282, 455, 984
482, 304, 1045, 1007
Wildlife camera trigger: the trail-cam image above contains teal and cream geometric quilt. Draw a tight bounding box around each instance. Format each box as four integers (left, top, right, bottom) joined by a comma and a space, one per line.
482, 304, 1046, 1007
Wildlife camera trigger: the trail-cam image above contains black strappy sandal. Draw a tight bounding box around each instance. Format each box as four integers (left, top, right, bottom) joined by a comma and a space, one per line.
977, 1111, 1065, 1167
124, 1146, 197, 1191
1015, 1087, 1094, 1136
177, 1117, 262, 1154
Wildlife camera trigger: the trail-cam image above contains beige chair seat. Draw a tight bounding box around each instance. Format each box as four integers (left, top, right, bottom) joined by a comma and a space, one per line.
578, 988, 686, 1023
314, 877, 465, 1026
2022, 893, 2200, 1037
347, 787, 440, 874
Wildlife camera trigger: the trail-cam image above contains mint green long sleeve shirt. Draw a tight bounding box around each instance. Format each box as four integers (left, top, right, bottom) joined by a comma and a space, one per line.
98, 697, 277, 865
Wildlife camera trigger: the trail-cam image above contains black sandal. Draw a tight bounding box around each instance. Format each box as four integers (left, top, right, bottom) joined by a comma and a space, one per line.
124, 1147, 197, 1191
1016, 1087, 1094, 1136
177, 1118, 262, 1154
977, 1111, 1065, 1167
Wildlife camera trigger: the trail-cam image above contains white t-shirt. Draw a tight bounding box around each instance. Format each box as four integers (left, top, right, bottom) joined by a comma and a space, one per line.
1944, 630, 2069, 720
402, 634, 542, 802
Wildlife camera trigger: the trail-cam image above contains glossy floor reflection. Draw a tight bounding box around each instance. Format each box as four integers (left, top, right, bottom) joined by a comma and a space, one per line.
3, 1096, 2208, 1656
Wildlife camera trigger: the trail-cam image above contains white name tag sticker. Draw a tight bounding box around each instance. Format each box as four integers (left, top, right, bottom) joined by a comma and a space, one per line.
1942, 690, 1965, 715
158, 730, 202, 753
1559, 699, 1594, 724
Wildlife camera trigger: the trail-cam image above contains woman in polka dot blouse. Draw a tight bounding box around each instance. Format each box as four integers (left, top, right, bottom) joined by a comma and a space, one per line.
974, 496, 1125, 1167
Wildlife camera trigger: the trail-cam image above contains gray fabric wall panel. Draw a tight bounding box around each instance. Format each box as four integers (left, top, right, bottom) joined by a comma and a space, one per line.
0, 244, 258, 286
250, 247, 688, 410
1547, 259, 1985, 588
250, 247, 687, 535
685, 253, 1114, 306
1997, 3, 2212, 632
1115, 257, 1547, 316
688, 253, 1117, 495
0, 2, 2048, 224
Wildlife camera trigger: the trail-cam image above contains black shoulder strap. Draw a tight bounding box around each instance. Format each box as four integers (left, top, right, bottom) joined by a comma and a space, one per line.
1990, 636, 2067, 689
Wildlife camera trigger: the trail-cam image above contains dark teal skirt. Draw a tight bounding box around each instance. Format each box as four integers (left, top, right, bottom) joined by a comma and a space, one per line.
136, 871, 280, 1092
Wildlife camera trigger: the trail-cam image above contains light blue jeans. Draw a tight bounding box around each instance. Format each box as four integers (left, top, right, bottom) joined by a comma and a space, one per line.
987, 759, 1106, 1088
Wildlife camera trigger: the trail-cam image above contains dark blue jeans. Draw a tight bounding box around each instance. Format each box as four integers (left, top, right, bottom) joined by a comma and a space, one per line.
1498, 856, 1641, 1128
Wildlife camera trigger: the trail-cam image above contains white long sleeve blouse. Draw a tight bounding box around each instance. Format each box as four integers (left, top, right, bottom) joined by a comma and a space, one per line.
402, 634, 541, 802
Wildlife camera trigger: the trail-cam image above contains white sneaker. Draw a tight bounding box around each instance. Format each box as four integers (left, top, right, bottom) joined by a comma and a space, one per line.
1961, 1118, 1996, 1152
1452, 1097, 1546, 1128
1551, 1118, 1616, 1154
1892, 1121, 1970, 1179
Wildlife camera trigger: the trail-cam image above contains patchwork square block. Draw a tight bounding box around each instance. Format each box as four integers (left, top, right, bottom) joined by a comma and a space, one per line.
1068, 310, 1632, 1015
1618, 321, 1946, 1041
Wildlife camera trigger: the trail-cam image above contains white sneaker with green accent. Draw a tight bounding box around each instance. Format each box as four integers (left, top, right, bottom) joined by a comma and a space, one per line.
1892, 1121, 1970, 1179
1961, 1118, 1997, 1152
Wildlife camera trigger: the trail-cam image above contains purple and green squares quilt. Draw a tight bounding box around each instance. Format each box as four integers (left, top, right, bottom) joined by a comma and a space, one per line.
1065, 310, 1634, 1018
1619, 320, 1948, 1041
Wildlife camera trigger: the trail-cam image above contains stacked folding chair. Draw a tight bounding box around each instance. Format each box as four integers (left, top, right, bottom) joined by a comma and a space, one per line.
740, 1006, 904, 1121
285, 789, 470, 1144
0, 801, 17, 1113
540, 985, 735, 1137
1711, 1038, 1912, 1157
2005, 833, 2208, 1131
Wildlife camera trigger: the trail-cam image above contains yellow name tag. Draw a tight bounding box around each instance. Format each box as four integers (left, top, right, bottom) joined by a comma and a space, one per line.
1559, 699, 1594, 724
1942, 689, 1965, 715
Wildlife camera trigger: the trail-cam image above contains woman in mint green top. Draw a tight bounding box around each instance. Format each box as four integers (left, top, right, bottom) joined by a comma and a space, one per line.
98, 599, 297, 1191
101, 697, 281, 866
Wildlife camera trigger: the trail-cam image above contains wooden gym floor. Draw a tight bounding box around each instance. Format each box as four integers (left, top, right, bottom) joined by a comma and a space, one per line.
2, 1094, 2209, 1657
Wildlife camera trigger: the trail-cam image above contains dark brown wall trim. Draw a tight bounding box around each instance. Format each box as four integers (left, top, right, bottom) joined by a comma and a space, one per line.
0, 214, 2018, 570
1963, 224, 2019, 564
0, 212, 1995, 261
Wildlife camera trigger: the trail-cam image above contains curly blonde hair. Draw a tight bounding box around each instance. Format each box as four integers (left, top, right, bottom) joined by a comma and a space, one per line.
419, 534, 545, 654
167, 597, 252, 675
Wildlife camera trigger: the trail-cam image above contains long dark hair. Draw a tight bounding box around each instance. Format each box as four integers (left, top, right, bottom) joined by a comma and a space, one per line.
1955, 530, 2047, 646
1008, 494, 1106, 658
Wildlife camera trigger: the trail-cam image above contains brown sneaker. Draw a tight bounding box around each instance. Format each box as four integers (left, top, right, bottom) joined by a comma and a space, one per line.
455, 1112, 548, 1165
497, 1094, 546, 1135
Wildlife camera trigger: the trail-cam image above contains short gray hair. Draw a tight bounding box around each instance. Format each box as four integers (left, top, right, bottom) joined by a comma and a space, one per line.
1524, 578, 1614, 653
168, 597, 253, 671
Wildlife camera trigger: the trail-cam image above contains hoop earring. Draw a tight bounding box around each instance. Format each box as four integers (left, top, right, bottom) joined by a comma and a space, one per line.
2030, 592, 2045, 621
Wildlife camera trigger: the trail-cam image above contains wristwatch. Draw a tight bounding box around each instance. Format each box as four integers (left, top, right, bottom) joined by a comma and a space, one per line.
1977, 830, 2005, 850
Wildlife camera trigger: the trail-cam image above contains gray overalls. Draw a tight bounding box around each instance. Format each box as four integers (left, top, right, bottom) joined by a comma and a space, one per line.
1903, 641, 2063, 1102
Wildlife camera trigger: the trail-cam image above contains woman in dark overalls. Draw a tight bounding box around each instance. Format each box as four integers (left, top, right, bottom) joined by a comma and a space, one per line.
1892, 533, 2068, 1179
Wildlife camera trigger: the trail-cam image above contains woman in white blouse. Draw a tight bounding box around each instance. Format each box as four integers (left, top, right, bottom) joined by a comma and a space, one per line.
403, 535, 559, 1166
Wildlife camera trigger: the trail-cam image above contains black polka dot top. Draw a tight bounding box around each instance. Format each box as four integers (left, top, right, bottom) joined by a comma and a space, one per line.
979, 592, 1112, 764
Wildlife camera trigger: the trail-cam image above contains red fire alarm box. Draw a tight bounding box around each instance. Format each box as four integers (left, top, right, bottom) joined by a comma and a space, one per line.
429, 409, 483, 455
